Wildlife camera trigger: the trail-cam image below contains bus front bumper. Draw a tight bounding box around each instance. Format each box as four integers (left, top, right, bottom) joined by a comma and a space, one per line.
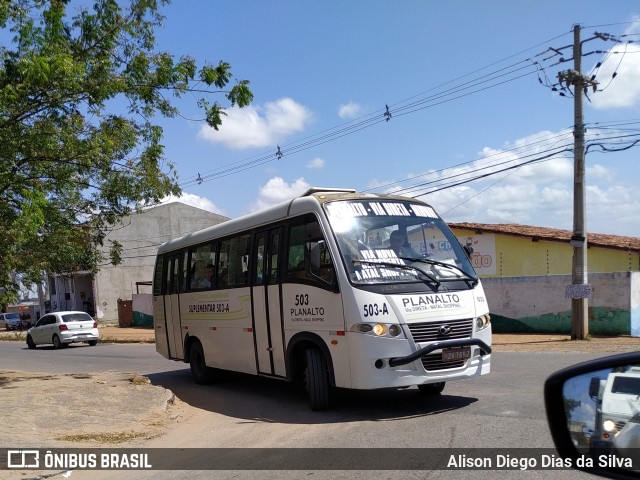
388, 338, 492, 367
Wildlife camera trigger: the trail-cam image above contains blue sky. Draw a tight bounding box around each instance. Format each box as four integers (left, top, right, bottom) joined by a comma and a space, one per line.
148, 1, 640, 237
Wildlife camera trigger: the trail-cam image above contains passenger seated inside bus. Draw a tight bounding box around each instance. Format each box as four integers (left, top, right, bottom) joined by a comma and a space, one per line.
388, 230, 420, 258
190, 260, 211, 289
207, 263, 214, 287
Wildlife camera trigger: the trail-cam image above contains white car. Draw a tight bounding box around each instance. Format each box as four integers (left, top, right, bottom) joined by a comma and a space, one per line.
26, 311, 99, 349
0, 312, 22, 330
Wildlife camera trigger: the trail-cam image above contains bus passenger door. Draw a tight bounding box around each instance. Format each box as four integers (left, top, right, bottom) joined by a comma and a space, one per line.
252, 228, 286, 377
153, 257, 169, 358
163, 254, 185, 359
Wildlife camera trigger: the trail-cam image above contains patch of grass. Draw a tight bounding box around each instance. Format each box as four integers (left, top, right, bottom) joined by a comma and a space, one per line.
0, 333, 154, 344
0, 332, 26, 342
129, 375, 150, 385
57, 431, 149, 444
100, 337, 155, 344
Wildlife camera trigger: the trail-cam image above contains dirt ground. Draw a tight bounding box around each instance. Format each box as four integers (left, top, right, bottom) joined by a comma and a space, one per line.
0, 369, 189, 449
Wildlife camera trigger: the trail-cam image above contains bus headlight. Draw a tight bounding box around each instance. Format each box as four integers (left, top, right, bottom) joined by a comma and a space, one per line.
388, 324, 402, 337
603, 420, 617, 432
351, 323, 404, 338
476, 314, 491, 331
372, 323, 388, 336
353, 324, 373, 333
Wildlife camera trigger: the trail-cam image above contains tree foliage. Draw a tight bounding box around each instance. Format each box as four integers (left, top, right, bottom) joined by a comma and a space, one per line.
0, 0, 253, 303
564, 396, 581, 423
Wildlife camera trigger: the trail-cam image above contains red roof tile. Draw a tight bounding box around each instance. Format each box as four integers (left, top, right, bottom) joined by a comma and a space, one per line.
449, 223, 640, 252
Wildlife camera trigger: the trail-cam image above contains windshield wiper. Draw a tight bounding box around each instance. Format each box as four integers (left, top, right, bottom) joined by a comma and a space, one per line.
398, 257, 479, 287
352, 259, 441, 287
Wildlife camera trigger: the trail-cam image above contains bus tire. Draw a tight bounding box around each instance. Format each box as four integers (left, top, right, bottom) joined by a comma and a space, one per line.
418, 382, 445, 395
305, 347, 330, 411
189, 340, 215, 385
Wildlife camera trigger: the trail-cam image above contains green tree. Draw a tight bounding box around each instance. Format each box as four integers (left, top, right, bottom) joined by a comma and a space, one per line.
0, 0, 253, 304
564, 396, 581, 422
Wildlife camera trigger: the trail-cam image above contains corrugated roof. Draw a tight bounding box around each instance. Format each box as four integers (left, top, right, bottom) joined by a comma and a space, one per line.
449, 222, 640, 252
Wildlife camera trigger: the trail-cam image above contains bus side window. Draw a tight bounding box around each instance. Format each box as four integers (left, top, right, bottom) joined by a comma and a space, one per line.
312, 239, 335, 284
180, 251, 189, 292
189, 242, 217, 290
153, 256, 164, 296
219, 234, 250, 288
286, 218, 335, 286
255, 236, 266, 286
164, 257, 172, 294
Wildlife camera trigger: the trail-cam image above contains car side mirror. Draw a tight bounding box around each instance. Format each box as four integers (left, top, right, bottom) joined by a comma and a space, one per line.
545, 351, 640, 478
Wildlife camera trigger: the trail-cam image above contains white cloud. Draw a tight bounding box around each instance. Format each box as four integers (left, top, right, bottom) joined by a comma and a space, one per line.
338, 102, 364, 119
583, 184, 640, 234
586, 163, 614, 182
625, 15, 640, 36
248, 177, 311, 212
306, 157, 325, 169
590, 42, 640, 109
475, 130, 574, 184
159, 192, 225, 215
198, 98, 313, 150
540, 185, 571, 207
372, 129, 640, 235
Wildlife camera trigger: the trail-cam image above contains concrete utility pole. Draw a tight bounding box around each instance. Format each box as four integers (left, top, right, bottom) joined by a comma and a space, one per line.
570, 24, 589, 340
558, 24, 596, 340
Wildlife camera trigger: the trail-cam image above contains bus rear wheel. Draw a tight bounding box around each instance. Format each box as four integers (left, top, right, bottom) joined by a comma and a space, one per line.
418, 382, 445, 395
305, 348, 330, 411
189, 340, 215, 385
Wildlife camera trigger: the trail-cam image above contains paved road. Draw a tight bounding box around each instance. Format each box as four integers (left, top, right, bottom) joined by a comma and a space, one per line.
0, 341, 615, 479
0, 341, 183, 374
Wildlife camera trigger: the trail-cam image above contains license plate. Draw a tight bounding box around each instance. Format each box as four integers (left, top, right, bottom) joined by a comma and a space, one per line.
442, 346, 471, 362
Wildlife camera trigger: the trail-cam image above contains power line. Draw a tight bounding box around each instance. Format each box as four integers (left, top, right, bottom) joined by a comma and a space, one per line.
113, 128, 640, 258
179, 30, 584, 188
362, 129, 576, 194
411, 148, 574, 198
368, 125, 640, 204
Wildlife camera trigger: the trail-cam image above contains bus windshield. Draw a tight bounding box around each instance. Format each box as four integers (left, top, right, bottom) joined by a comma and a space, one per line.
324, 199, 477, 286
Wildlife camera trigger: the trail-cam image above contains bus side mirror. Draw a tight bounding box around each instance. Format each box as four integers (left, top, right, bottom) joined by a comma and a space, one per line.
544, 352, 640, 478
588, 376, 602, 401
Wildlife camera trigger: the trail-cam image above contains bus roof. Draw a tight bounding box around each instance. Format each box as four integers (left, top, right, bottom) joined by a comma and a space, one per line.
156, 188, 433, 255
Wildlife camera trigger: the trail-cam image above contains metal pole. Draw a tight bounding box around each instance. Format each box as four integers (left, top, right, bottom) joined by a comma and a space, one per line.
571, 24, 589, 340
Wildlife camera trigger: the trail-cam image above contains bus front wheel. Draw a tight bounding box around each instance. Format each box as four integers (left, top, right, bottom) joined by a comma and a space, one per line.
305, 348, 330, 411
189, 340, 215, 385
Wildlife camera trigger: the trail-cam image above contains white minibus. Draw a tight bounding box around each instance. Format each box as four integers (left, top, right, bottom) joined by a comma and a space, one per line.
153, 188, 491, 410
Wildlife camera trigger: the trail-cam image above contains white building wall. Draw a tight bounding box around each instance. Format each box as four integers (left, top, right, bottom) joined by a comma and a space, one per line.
94, 203, 229, 324
132, 293, 153, 315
